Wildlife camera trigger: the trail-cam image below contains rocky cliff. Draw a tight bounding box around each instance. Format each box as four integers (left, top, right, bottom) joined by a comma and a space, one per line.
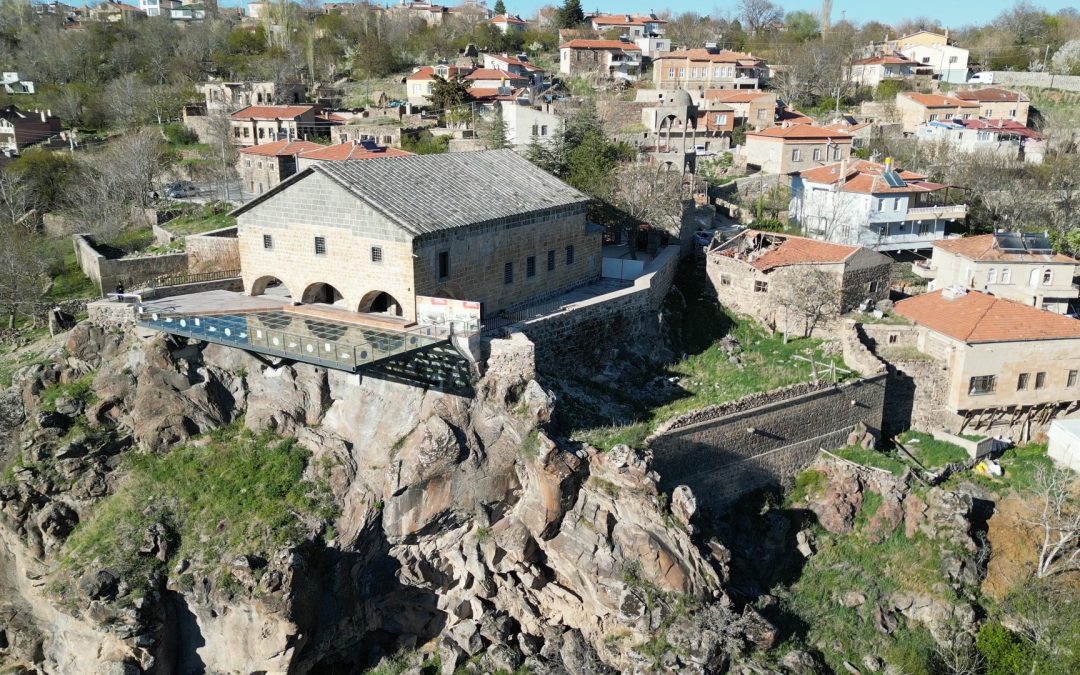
0, 324, 762, 674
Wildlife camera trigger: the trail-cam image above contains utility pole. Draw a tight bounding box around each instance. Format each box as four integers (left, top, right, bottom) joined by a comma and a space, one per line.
220, 139, 231, 203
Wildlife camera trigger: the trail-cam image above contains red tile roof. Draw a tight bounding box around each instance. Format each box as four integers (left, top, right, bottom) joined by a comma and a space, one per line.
933, 234, 1076, 264
796, 160, 928, 195
715, 229, 861, 272
491, 13, 526, 24
958, 118, 1041, 139
894, 290, 1080, 344
591, 14, 666, 26
656, 48, 762, 63
239, 140, 324, 157
747, 125, 854, 140
464, 68, 527, 81
703, 90, 774, 103
406, 65, 466, 81
230, 105, 315, 120
853, 54, 917, 65
486, 54, 543, 72
298, 141, 413, 161
901, 92, 978, 108
560, 39, 641, 51
953, 88, 1029, 103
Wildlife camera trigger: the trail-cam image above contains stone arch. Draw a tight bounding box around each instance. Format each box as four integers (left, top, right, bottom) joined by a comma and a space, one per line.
302, 282, 346, 306
359, 290, 404, 317
250, 275, 293, 300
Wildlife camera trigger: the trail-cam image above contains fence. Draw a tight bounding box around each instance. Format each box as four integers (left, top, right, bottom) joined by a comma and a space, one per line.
146, 269, 241, 290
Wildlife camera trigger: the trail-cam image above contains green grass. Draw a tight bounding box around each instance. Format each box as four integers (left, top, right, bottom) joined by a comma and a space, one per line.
47, 248, 97, 301
787, 468, 827, 505
831, 445, 907, 475
38, 374, 95, 413
59, 425, 338, 598
957, 443, 1053, 496
108, 227, 155, 254
163, 210, 236, 237
899, 431, 969, 469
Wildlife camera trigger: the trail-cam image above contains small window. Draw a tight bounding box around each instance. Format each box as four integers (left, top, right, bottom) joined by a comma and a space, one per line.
1069, 370, 1078, 388
256, 161, 262, 169
526, 255, 536, 278
987, 268, 997, 284
1043, 269, 1053, 285
833, 147, 841, 160
1002, 269, 1012, 284
243, 128, 250, 138
1035, 372, 1046, 390
1017, 373, 1029, 390
867, 280, 882, 293
262, 234, 273, 250
968, 375, 996, 395
504, 261, 514, 284
244, 159, 251, 167
438, 251, 450, 279
929, 114, 938, 122
791, 148, 801, 161
531, 123, 538, 135
370, 246, 383, 263
547, 249, 555, 271
888, 334, 899, 344
813, 148, 821, 161
754, 280, 768, 293
314, 236, 327, 255
720, 274, 731, 286
565, 245, 574, 265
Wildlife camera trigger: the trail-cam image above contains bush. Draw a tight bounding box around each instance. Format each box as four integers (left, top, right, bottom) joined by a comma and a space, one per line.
401, 131, 450, 155
977, 622, 1033, 675
875, 80, 903, 102
162, 123, 199, 146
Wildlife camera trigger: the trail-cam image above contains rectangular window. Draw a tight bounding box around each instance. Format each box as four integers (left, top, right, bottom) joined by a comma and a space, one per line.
949, 55, 958, 64
314, 236, 327, 256
878, 198, 885, 211
547, 249, 555, 271
757, 109, 768, 120
929, 114, 938, 122
888, 334, 899, 344
258, 128, 265, 139
987, 268, 997, 284
754, 280, 768, 292
678, 67, 685, 77
1035, 372, 1046, 390
504, 261, 514, 284
540, 125, 548, 135
565, 245, 574, 265
1017, 373, 1029, 390
1002, 269, 1011, 283
243, 128, 250, 137
526, 255, 536, 278
256, 161, 262, 169
1069, 370, 1078, 388
1009, 109, 1017, 117
833, 147, 841, 160
234, 128, 241, 138
719, 274, 731, 286
791, 148, 801, 161
813, 148, 821, 161
667, 67, 675, 78
1043, 269, 1053, 285
919, 221, 934, 236
262, 234, 273, 250
371, 246, 383, 263
867, 280, 882, 293
244, 159, 251, 167
968, 375, 996, 395
438, 251, 450, 279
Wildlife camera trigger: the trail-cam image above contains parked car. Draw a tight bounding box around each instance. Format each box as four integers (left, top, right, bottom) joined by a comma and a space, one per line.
967, 72, 994, 84
165, 181, 198, 199
694, 229, 718, 247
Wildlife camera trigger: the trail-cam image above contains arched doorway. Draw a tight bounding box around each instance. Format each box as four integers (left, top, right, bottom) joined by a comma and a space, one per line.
359, 290, 403, 317
302, 282, 346, 307
250, 276, 292, 300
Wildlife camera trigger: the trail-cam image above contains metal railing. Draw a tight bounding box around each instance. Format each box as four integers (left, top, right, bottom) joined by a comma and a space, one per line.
147, 269, 241, 289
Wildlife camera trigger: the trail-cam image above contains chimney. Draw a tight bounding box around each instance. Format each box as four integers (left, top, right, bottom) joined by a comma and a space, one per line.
40, 111, 46, 122
839, 159, 848, 185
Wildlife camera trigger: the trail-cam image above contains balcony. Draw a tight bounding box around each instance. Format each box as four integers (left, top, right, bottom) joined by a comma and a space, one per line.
911, 260, 938, 279
869, 204, 968, 223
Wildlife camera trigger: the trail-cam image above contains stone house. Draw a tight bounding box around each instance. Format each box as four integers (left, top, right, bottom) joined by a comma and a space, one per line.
894, 92, 979, 134
490, 14, 526, 32
652, 48, 767, 91
0, 105, 62, 154
229, 105, 324, 147
893, 288, 1080, 436
848, 54, 924, 88
559, 40, 642, 81
588, 13, 666, 37
386, 1, 448, 25
295, 140, 413, 170
498, 100, 562, 150
237, 139, 324, 196
706, 229, 892, 335
951, 88, 1031, 126
482, 54, 545, 87
232, 150, 599, 322
201, 81, 307, 114
742, 125, 853, 175
913, 118, 1045, 163
789, 159, 969, 252
912, 233, 1079, 314
701, 90, 776, 129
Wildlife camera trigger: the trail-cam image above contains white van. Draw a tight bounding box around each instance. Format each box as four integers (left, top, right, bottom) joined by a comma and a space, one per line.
967, 72, 994, 84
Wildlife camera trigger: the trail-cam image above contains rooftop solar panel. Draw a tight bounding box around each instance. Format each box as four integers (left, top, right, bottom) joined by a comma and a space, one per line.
1022, 232, 1054, 254
993, 232, 1026, 252
882, 171, 907, 188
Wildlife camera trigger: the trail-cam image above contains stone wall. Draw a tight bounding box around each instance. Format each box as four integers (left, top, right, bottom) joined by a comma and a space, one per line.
986, 71, 1080, 92
186, 227, 240, 273
649, 374, 887, 513
515, 245, 680, 369
73, 232, 234, 297
86, 277, 245, 327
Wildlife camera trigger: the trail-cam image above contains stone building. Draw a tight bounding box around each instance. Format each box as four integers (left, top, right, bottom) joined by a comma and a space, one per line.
706, 229, 892, 336
233, 150, 599, 322
894, 92, 979, 134
700, 90, 776, 129
652, 47, 767, 91
893, 288, 1080, 438
237, 139, 324, 195
848, 53, 924, 88
912, 233, 1078, 314
558, 39, 642, 81
742, 124, 853, 175
952, 88, 1030, 125
229, 105, 323, 147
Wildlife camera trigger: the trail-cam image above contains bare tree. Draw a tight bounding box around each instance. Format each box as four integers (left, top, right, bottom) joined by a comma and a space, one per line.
769, 267, 841, 339
933, 629, 984, 675
0, 171, 51, 328
1024, 466, 1080, 579
612, 163, 687, 259
737, 0, 782, 35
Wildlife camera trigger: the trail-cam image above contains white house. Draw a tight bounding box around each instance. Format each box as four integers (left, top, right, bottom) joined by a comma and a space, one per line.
498, 100, 562, 151
789, 159, 969, 252
490, 14, 526, 33
483, 53, 545, 87
900, 43, 969, 84
1, 73, 34, 95
588, 13, 666, 38
914, 118, 1046, 164
634, 36, 671, 58
848, 54, 923, 87
559, 39, 642, 81
1049, 419, 1080, 472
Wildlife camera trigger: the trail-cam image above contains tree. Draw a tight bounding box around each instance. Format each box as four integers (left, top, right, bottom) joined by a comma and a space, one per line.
0, 170, 51, 329
493, 0, 506, 16
428, 73, 470, 117
737, 0, 782, 35
1051, 39, 1080, 75
611, 163, 686, 258
485, 104, 510, 149
784, 11, 820, 41
556, 0, 584, 29
8, 149, 80, 220
770, 267, 841, 339
1024, 465, 1080, 579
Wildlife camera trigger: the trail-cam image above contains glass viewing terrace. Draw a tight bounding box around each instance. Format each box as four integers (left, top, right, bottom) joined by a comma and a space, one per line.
135, 291, 452, 374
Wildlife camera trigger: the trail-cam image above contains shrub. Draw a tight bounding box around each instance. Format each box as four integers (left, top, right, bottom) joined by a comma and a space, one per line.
162, 123, 199, 146
789, 469, 827, 504
977, 622, 1033, 675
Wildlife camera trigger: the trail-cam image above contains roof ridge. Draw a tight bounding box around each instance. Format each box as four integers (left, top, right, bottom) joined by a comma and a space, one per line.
963, 294, 998, 343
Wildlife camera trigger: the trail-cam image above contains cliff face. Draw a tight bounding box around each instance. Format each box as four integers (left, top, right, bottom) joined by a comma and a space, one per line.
0, 324, 743, 674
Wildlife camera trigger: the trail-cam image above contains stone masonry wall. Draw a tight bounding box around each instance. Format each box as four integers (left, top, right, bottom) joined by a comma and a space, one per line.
72, 235, 189, 297
649, 374, 887, 513
186, 228, 241, 273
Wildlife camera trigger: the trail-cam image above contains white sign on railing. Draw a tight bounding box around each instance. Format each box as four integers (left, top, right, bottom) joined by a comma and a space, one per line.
416, 295, 482, 332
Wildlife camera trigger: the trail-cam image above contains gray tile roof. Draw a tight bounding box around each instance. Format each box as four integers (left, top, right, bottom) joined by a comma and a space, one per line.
310, 149, 589, 236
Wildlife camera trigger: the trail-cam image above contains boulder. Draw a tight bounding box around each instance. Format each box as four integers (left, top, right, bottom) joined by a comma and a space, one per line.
671, 485, 697, 527
78, 568, 120, 601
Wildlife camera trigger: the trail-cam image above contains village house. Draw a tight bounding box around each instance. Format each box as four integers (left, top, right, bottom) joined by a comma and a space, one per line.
138, 0, 205, 20
911, 233, 1079, 314
705, 229, 892, 335
187, 81, 308, 125
700, 90, 776, 129
490, 14, 526, 32
588, 13, 666, 37
464, 68, 530, 90
498, 100, 562, 150
0, 106, 62, 154
893, 30, 970, 84
848, 53, 926, 88
789, 159, 969, 252
741, 125, 853, 175
87, 0, 145, 21
895, 92, 979, 134
558, 39, 642, 81
951, 88, 1031, 125
405, 64, 468, 107
2, 73, 34, 95
386, 1, 448, 25
914, 118, 1045, 163
237, 139, 324, 196
482, 54, 545, 87
652, 47, 768, 91
296, 140, 413, 170
229, 105, 327, 147
893, 288, 1080, 437
233, 150, 600, 322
